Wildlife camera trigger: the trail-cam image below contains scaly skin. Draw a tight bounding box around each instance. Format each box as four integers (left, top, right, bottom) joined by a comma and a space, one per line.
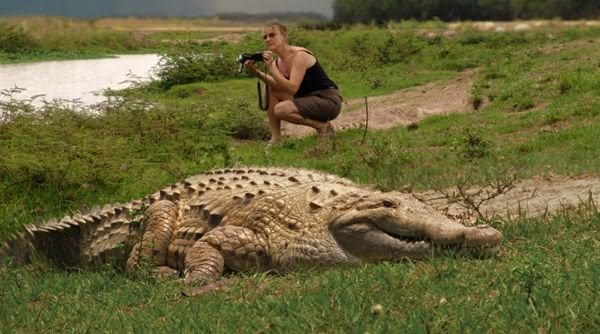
0, 167, 502, 286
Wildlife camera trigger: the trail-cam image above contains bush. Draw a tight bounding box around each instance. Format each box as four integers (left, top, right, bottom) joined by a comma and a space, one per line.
156, 44, 238, 89
0, 23, 39, 53
204, 98, 270, 141
0, 92, 236, 199
455, 130, 492, 160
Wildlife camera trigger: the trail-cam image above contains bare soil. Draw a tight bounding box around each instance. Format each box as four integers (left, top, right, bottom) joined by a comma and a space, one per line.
415, 174, 600, 223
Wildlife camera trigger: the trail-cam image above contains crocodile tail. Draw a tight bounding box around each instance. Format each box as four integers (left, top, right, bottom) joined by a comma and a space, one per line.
0, 200, 146, 269
1, 229, 37, 266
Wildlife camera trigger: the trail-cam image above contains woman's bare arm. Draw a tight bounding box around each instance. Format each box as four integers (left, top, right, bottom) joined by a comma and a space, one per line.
267, 52, 312, 96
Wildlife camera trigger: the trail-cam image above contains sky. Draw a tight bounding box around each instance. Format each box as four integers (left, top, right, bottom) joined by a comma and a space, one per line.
0, 0, 335, 18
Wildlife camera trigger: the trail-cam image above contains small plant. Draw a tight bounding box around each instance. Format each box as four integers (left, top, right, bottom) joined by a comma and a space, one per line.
368, 76, 385, 89
357, 137, 414, 191
204, 98, 270, 141
439, 169, 517, 223
0, 87, 36, 121
511, 93, 535, 111
455, 130, 491, 160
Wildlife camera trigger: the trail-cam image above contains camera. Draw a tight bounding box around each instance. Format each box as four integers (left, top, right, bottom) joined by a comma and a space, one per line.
237, 52, 264, 72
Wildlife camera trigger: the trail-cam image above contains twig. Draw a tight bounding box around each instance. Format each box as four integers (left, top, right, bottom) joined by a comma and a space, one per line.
57, 158, 74, 189
361, 96, 369, 146
440, 172, 517, 222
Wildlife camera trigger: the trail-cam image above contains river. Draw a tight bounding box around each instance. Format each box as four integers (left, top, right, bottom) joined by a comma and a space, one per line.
0, 54, 161, 106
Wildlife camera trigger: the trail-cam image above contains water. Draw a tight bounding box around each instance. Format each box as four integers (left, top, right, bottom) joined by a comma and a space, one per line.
0, 54, 161, 105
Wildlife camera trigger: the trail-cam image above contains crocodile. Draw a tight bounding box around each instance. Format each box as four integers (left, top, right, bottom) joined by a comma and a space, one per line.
1, 167, 502, 286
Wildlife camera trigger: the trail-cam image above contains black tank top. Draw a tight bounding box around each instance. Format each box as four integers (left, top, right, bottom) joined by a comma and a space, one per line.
295, 60, 338, 98
278, 50, 338, 98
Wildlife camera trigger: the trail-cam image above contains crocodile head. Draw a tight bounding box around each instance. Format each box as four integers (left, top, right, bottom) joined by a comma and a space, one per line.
330, 191, 502, 261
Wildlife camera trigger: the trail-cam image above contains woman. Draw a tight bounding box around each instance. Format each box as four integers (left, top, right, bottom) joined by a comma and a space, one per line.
244, 22, 342, 146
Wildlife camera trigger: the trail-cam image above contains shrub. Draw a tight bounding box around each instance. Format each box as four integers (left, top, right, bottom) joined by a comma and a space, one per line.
204, 98, 270, 141
456, 130, 492, 160
156, 44, 237, 90
0, 23, 39, 53
0, 91, 235, 200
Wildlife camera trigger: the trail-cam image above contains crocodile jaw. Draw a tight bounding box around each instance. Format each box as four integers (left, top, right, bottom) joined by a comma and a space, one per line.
331, 206, 503, 261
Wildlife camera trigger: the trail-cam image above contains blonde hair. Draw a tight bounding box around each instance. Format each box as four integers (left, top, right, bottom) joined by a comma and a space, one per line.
264, 21, 288, 39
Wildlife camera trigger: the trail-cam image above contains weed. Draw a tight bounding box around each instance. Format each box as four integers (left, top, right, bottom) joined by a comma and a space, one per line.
357, 137, 415, 191
203, 98, 270, 141
368, 76, 385, 89
439, 169, 517, 223
455, 130, 492, 160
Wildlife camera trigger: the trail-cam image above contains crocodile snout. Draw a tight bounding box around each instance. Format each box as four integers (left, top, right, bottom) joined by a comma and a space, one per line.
465, 224, 503, 247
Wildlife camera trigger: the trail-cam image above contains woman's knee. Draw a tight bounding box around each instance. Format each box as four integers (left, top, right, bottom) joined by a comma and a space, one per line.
273, 100, 296, 118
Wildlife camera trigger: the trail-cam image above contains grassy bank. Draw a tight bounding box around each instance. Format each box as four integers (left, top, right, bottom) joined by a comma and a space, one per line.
0, 16, 260, 63
1, 21, 599, 331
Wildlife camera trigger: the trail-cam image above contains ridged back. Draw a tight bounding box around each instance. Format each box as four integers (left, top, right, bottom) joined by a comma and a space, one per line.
1, 167, 359, 267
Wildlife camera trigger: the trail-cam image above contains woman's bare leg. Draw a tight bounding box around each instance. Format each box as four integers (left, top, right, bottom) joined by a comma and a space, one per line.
273, 100, 331, 133
266, 87, 292, 144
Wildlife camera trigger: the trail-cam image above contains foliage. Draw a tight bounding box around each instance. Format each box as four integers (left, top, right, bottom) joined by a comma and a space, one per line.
0, 92, 237, 227
333, 0, 600, 23
454, 129, 492, 160
0, 23, 39, 53
355, 137, 415, 191
204, 98, 270, 141
156, 44, 238, 89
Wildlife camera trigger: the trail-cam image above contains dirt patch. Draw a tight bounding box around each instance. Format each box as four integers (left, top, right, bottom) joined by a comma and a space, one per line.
415, 174, 600, 223
282, 69, 477, 138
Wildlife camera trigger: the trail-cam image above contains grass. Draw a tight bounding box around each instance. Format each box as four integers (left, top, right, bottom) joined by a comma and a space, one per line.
1, 18, 599, 331
1, 206, 598, 332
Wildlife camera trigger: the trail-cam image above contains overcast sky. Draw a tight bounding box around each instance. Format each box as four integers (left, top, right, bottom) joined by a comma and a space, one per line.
0, 0, 334, 18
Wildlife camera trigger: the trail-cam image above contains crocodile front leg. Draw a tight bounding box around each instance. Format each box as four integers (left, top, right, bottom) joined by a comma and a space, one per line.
183, 226, 267, 285
127, 200, 179, 274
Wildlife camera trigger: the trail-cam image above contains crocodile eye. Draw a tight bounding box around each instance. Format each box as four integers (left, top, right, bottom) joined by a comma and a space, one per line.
382, 200, 396, 208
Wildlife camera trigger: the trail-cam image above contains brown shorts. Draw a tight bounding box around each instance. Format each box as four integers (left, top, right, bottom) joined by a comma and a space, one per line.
293, 88, 342, 122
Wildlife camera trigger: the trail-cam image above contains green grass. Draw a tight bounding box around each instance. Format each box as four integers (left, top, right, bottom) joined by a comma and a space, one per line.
1, 206, 598, 332
1, 20, 600, 331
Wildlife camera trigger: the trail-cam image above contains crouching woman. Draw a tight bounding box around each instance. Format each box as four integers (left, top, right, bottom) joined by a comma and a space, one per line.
244, 22, 342, 146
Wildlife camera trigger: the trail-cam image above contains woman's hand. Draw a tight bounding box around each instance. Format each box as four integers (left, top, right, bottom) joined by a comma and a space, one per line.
264, 51, 279, 74
243, 60, 260, 77
263, 51, 274, 66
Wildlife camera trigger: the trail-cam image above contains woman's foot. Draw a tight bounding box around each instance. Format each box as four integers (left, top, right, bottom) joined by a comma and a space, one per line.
317, 122, 335, 138
265, 139, 282, 149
